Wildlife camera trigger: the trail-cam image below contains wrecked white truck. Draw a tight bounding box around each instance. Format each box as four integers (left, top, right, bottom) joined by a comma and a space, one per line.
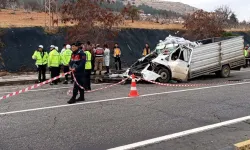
123, 35, 245, 83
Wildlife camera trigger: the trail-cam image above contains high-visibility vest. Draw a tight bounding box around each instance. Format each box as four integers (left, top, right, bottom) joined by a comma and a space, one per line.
244, 49, 249, 57
85, 51, 92, 70
143, 48, 150, 56
32, 50, 48, 65
114, 48, 121, 57
48, 49, 60, 67
61, 49, 72, 65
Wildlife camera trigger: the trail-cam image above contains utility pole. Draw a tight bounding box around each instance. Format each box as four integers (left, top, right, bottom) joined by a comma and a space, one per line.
44, 0, 58, 31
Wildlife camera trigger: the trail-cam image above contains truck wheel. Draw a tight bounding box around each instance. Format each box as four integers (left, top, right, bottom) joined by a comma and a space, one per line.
220, 65, 230, 78
158, 68, 171, 83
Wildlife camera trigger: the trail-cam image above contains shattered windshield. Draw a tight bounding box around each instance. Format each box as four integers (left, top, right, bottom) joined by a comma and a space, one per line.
155, 44, 178, 54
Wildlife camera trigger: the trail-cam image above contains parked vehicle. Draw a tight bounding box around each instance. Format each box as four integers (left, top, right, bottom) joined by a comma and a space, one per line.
123, 35, 245, 83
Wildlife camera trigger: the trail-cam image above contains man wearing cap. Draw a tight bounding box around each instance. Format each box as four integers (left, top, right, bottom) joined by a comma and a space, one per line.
68, 43, 87, 104
48, 45, 61, 85
61, 44, 73, 84
54, 46, 62, 82
50, 45, 55, 51
32, 45, 48, 83
60, 44, 66, 55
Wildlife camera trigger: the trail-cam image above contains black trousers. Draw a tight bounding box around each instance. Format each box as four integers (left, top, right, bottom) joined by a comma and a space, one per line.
245, 58, 250, 67
106, 66, 110, 73
51, 67, 59, 84
84, 69, 91, 90
73, 74, 85, 97
114, 57, 121, 70
63, 66, 72, 81
38, 65, 46, 82
58, 65, 62, 82
91, 57, 95, 72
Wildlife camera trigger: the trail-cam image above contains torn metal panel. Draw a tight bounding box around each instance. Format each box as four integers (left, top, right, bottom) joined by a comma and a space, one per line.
141, 64, 160, 81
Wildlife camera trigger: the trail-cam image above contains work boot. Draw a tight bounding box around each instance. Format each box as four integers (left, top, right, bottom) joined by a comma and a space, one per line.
76, 91, 85, 102
63, 80, 68, 84
67, 96, 76, 104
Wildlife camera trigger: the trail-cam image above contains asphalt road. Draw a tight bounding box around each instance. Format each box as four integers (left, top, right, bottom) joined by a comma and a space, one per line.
0, 69, 250, 150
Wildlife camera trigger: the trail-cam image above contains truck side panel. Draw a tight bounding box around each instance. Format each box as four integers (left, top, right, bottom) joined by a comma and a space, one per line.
189, 43, 220, 78
220, 36, 245, 67
189, 36, 244, 79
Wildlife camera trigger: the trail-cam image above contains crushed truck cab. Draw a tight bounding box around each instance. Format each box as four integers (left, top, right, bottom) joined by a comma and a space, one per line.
123, 35, 245, 83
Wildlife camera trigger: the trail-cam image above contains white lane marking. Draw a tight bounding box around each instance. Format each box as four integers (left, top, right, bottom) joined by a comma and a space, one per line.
0, 81, 250, 116
0, 83, 110, 94
232, 70, 250, 74
108, 116, 250, 150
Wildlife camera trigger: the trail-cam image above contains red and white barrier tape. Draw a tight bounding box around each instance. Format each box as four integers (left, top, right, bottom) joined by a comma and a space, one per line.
67, 74, 129, 95
141, 78, 240, 87
0, 72, 71, 101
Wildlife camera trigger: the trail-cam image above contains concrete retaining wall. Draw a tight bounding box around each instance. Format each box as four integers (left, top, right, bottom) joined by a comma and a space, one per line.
0, 27, 249, 72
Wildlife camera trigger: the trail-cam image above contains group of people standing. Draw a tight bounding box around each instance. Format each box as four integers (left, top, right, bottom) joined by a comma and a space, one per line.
32, 42, 123, 104
32, 44, 72, 85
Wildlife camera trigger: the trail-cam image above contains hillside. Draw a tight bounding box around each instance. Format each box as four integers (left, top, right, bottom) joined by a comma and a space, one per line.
123, 0, 198, 15
18, 0, 197, 15
0, 9, 184, 29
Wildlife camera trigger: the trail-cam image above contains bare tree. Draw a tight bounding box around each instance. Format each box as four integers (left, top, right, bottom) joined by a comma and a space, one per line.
121, 3, 139, 23
215, 5, 232, 27
61, 0, 123, 44
184, 10, 224, 40
0, 0, 7, 9
24, 1, 41, 12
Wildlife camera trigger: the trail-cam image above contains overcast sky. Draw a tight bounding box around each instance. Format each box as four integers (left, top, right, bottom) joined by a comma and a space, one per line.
165, 0, 250, 21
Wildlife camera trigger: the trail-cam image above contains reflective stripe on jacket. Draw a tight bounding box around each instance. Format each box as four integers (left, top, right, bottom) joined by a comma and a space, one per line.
143, 48, 150, 56
114, 48, 121, 57
32, 50, 48, 65
95, 47, 104, 57
48, 49, 60, 67
85, 51, 92, 70
61, 49, 72, 65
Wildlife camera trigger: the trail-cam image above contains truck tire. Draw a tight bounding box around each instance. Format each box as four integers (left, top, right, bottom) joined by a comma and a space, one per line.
220, 65, 230, 78
158, 68, 171, 83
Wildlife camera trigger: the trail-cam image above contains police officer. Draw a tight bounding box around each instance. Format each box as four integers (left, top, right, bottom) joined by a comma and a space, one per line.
55, 46, 62, 83
61, 44, 72, 84
48, 45, 60, 85
68, 43, 86, 104
32, 45, 48, 83
84, 48, 92, 91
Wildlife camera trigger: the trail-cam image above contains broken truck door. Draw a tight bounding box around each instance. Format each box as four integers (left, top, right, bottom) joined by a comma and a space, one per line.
170, 48, 192, 81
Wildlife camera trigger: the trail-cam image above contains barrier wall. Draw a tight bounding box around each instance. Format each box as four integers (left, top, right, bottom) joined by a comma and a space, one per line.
0, 27, 249, 72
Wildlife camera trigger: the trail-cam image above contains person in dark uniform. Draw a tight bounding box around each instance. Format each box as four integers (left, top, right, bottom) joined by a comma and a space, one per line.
67, 43, 86, 104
